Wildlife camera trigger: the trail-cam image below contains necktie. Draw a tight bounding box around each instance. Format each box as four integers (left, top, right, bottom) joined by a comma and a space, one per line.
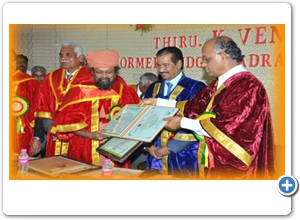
139, 93, 145, 99
166, 81, 173, 95
67, 74, 73, 82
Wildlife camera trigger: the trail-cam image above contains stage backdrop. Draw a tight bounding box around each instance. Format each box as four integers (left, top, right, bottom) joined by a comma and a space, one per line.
10, 24, 285, 176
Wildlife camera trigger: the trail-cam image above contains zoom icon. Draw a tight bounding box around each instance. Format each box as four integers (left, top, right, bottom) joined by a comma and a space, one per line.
277, 175, 298, 196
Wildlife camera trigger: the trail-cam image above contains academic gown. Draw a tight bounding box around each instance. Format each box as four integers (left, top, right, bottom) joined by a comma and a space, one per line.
144, 75, 206, 178
11, 71, 41, 155
37, 66, 92, 157
182, 72, 276, 179
50, 80, 140, 166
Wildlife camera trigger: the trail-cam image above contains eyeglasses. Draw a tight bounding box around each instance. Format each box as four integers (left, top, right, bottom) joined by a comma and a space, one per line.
202, 52, 222, 63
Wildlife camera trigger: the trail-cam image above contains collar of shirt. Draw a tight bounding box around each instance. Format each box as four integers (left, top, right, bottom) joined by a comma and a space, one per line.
137, 85, 142, 97
65, 69, 78, 78
217, 64, 247, 89
165, 71, 183, 94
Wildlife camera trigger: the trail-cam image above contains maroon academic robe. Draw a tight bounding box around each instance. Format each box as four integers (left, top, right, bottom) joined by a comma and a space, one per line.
50, 79, 140, 166
181, 71, 276, 179
11, 71, 41, 155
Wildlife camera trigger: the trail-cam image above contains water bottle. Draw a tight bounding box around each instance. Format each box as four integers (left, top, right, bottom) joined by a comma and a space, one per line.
18, 148, 29, 175
102, 158, 113, 178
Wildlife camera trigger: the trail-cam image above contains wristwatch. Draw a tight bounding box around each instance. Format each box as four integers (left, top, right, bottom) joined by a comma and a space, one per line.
33, 136, 42, 142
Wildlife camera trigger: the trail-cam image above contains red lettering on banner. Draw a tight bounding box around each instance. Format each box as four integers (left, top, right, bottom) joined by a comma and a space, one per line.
212, 30, 224, 37
269, 25, 283, 43
274, 53, 283, 67
163, 37, 172, 47
261, 54, 272, 67
136, 58, 144, 68
185, 56, 203, 68
186, 56, 194, 68
179, 36, 187, 48
243, 53, 280, 67
237, 26, 283, 45
128, 57, 134, 68
249, 54, 260, 67
173, 36, 177, 47
120, 57, 127, 68
254, 27, 267, 44
145, 57, 152, 68
154, 37, 160, 49
238, 28, 251, 45
120, 57, 156, 68
153, 35, 201, 49
154, 25, 282, 50
153, 57, 158, 68
120, 53, 280, 68
189, 35, 198, 48
195, 57, 203, 68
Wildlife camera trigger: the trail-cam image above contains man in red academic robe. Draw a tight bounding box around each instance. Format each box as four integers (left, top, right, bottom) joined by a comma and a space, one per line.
50, 50, 140, 167
11, 69, 41, 156
36, 42, 93, 157
141, 36, 276, 179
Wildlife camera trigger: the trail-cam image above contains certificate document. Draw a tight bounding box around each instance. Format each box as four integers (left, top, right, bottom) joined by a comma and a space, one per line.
96, 138, 141, 163
102, 104, 178, 142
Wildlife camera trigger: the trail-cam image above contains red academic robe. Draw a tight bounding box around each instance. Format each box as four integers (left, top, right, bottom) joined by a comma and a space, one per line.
11, 70, 41, 155
37, 66, 92, 120
36, 66, 92, 156
50, 80, 140, 167
181, 71, 276, 179
128, 84, 137, 91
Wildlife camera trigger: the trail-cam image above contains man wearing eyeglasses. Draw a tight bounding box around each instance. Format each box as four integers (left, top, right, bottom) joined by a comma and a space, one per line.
140, 36, 276, 180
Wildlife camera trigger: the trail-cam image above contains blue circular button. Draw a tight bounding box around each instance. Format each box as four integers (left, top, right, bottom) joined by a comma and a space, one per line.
277, 175, 298, 196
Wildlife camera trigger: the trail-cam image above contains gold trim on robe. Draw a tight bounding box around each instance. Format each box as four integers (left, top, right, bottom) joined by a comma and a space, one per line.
161, 85, 184, 174
153, 83, 161, 97
176, 100, 188, 116
201, 119, 253, 167
50, 121, 88, 133
91, 99, 100, 166
172, 133, 197, 141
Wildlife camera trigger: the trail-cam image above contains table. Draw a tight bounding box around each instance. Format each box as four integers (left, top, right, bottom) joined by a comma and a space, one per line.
11, 154, 177, 180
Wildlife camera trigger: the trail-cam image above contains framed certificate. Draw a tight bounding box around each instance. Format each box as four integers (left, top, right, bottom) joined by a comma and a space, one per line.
102, 104, 178, 142
96, 138, 142, 163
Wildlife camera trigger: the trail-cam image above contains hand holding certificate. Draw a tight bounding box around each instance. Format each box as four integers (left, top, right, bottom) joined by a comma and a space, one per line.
96, 104, 178, 163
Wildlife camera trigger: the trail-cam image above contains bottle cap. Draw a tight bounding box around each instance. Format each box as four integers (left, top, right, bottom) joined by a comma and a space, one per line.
104, 158, 110, 163
21, 149, 27, 153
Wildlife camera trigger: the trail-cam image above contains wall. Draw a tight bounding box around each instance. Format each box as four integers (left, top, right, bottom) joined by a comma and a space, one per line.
10, 24, 285, 158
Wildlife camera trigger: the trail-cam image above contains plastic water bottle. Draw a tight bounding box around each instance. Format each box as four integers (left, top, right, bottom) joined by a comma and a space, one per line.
18, 148, 29, 175
102, 158, 113, 178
